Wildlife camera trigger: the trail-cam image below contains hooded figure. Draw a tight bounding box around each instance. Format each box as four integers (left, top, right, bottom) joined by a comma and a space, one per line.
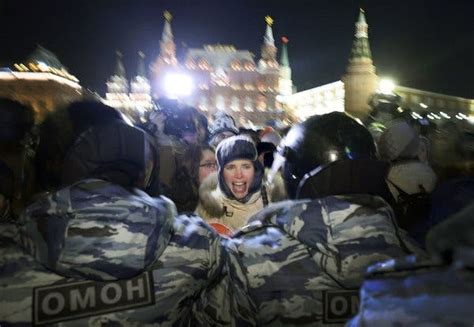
0, 122, 252, 326
196, 135, 286, 235
378, 120, 437, 240
378, 119, 437, 199
224, 113, 425, 326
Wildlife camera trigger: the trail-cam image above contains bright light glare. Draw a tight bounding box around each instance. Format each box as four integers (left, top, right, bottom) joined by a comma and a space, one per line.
164, 73, 193, 97
419, 103, 428, 109
440, 111, 451, 119
378, 78, 396, 95
412, 112, 423, 119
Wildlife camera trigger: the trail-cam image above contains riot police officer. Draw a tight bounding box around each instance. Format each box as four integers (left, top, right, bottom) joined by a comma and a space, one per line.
228, 112, 424, 326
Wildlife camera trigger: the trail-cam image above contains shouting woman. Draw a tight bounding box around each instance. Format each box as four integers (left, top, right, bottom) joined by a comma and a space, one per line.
196, 135, 286, 236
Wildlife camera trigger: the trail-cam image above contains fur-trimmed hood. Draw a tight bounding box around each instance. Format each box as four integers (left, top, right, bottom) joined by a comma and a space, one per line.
196, 170, 287, 219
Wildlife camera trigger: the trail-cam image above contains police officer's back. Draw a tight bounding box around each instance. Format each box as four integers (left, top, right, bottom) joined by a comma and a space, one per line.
0, 122, 240, 326
228, 112, 424, 326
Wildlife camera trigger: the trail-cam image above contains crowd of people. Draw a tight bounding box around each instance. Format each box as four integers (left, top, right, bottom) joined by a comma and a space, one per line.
0, 95, 473, 326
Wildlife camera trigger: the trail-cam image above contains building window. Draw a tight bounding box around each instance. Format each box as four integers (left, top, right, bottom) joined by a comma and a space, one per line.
243, 61, 255, 71
257, 95, 267, 111
231, 96, 240, 112
231, 60, 242, 71
211, 68, 229, 87
216, 95, 225, 111
230, 84, 241, 90
186, 59, 196, 69
198, 59, 210, 70
244, 84, 255, 91
199, 96, 208, 111
244, 96, 253, 112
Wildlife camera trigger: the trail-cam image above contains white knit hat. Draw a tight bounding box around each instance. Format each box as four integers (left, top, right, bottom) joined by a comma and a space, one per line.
378, 120, 420, 161
209, 111, 239, 138
260, 129, 282, 147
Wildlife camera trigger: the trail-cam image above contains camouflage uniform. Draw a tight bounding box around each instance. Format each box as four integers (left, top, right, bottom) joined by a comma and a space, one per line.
0, 178, 251, 326
229, 195, 424, 326
347, 254, 474, 327
348, 202, 474, 326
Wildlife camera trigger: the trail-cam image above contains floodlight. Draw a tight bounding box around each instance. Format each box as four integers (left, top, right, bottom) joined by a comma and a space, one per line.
164, 73, 193, 98
378, 78, 396, 95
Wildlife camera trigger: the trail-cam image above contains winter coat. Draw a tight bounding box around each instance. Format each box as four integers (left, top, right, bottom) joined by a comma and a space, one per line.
227, 195, 425, 326
0, 179, 249, 326
195, 171, 287, 233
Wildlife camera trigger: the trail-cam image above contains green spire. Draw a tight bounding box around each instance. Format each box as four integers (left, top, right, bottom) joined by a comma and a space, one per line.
137, 51, 146, 77
114, 50, 126, 77
358, 8, 367, 24
162, 10, 174, 43
280, 37, 289, 67
349, 8, 372, 61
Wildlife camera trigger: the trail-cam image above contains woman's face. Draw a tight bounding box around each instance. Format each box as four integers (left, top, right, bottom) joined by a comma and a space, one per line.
198, 149, 217, 184
223, 159, 255, 200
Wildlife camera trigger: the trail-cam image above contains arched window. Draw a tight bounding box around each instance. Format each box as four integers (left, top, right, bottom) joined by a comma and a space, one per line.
244, 96, 253, 112
231, 96, 240, 112
216, 95, 225, 111
231, 60, 242, 71
199, 96, 208, 111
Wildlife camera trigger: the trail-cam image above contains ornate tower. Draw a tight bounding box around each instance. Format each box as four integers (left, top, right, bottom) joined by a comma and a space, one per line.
259, 16, 278, 69
150, 10, 179, 98
130, 51, 153, 115
105, 51, 130, 108
342, 9, 378, 119
278, 36, 293, 96
257, 15, 280, 116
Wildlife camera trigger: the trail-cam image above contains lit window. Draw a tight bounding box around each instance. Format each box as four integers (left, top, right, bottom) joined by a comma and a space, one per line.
231, 96, 240, 112
216, 95, 225, 111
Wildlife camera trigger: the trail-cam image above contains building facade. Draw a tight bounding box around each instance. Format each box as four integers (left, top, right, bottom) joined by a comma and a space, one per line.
0, 46, 82, 122
282, 9, 474, 124
104, 51, 153, 123
150, 12, 294, 127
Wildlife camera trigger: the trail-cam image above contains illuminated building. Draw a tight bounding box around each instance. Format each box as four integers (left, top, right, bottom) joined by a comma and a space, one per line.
0, 45, 82, 122
105, 51, 153, 122
282, 9, 474, 123
150, 12, 294, 127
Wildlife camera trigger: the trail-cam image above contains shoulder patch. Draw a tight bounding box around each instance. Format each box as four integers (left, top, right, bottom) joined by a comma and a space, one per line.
33, 272, 154, 325
322, 289, 359, 324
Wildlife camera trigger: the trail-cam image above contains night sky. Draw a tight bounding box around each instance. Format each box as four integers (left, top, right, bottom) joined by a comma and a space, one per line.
1, 0, 473, 98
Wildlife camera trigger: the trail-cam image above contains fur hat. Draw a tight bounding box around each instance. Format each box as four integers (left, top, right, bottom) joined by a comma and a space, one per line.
216, 135, 257, 168
216, 135, 264, 203
378, 120, 420, 161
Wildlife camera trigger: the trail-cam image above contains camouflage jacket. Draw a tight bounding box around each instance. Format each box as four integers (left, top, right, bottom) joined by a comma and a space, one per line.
347, 252, 474, 326
0, 179, 250, 326
349, 202, 474, 326
229, 195, 424, 326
